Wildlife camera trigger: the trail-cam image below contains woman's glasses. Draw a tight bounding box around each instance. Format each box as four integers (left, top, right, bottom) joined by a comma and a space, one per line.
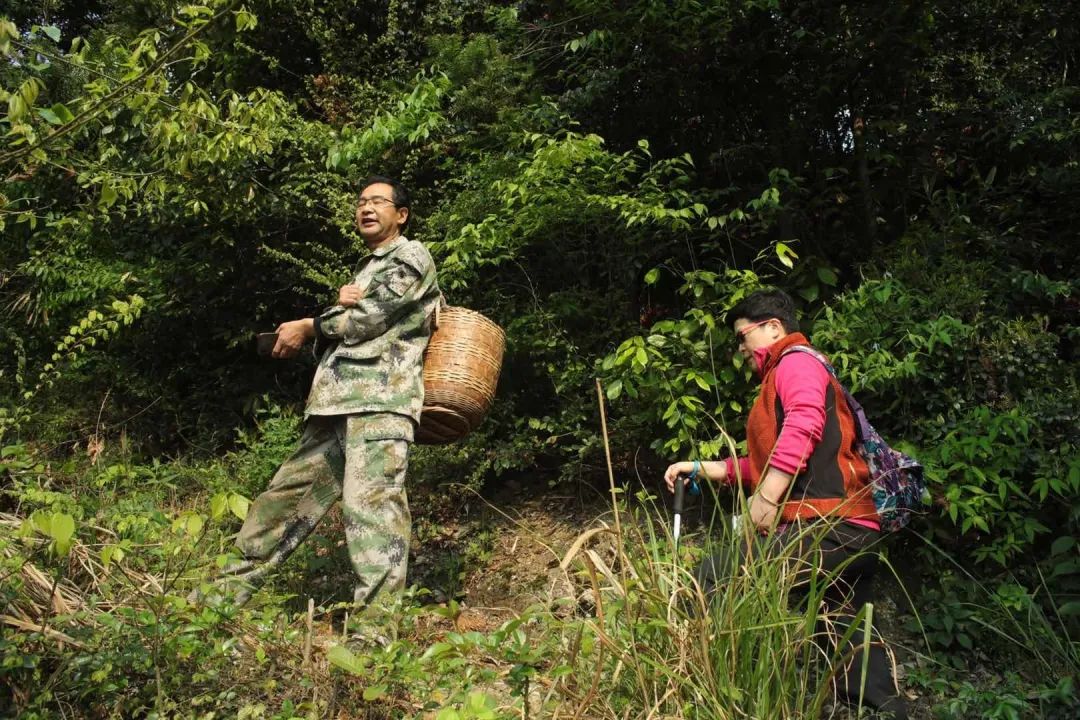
734, 318, 775, 346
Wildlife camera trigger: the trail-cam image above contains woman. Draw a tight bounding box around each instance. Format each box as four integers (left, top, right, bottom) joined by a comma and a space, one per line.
665, 288, 908, 719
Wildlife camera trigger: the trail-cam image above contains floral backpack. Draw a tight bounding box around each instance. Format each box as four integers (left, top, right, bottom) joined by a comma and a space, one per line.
781, 345, 928, 532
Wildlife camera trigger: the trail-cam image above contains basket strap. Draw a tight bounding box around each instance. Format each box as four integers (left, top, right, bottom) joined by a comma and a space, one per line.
427, 292, 447, 331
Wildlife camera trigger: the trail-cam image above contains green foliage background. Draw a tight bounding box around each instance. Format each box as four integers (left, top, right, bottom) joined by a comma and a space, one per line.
1, 0, 1078, 717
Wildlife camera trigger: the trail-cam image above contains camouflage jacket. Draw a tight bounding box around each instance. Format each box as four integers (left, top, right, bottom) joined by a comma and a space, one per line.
305, 235, 440, 423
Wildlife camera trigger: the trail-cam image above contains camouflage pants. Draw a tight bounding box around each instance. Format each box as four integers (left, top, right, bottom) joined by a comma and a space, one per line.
224, 412, 413, 607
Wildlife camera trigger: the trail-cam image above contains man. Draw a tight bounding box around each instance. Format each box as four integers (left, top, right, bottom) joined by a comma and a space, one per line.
664, 288, 908, 719
206, 175, 441, 615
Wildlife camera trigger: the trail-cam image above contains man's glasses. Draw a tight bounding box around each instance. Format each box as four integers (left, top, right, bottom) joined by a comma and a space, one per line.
357, 196, 397, 208
734, 318, 775, 346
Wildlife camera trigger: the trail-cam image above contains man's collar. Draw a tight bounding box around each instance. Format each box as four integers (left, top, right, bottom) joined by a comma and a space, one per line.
369, 234, 408, 257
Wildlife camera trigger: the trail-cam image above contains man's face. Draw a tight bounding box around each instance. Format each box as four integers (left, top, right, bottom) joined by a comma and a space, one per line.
355, 182, 409, 246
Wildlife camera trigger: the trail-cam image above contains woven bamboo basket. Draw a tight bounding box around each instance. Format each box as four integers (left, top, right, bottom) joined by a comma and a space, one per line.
417, 306, 505, 444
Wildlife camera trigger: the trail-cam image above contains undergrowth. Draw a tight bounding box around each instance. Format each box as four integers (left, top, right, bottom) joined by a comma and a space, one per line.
2, 413, 1077, 718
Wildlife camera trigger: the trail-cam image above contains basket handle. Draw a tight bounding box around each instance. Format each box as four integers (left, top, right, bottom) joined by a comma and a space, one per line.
431, 293, 447, 331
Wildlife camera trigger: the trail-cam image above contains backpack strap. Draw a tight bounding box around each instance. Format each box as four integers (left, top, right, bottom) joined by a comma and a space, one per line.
779, 345, 872, 441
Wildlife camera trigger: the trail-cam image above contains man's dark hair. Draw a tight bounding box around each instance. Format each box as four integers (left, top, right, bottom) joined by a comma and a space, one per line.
728, 288, 800, 333
360, 174, 411, 224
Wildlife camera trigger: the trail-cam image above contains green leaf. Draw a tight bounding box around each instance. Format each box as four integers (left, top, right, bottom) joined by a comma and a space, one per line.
210, 493, 228, 519
0, 19, 18, 53
228, 494, 250, 520
816, 266, 838, 286
605, 379, 622, 400
1058, 601, 1080, 617
100, 185, 118, 208
185, 514, 204, 537
775, 242, 797, 269
42, 25, 61, 43
49, 103, 74, 123
421, 641, 456, 660
467, 692, 496, 716
1050, 536, 1075, 557
235, 10, 258, 32
362, 685, 387, 701
101, 544, 124, 569
19, 78, 41, 107
38, 107, 62, 125
644, 268, 660, 285
326, 645, 366, 675
49, 513, 76, 556
31, 511, 52, 536
1050, 559, 1080, 578
8, 95, 26, 121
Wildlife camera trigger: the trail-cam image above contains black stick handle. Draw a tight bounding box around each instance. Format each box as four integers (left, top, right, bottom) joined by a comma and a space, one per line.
674, 472, 686, 515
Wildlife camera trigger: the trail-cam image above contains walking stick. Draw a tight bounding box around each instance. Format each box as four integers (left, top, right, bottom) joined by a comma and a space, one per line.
672, 461, 700, 549
673, 467, 686, 548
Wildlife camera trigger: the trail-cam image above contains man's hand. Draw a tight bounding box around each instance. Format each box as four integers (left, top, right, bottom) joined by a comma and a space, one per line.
338, 284, 363, 307
273, 319, 315, 358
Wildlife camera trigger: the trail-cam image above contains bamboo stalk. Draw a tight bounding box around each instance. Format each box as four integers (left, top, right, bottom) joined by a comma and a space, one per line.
594, 379, 627, 590
303, 597, 314, 668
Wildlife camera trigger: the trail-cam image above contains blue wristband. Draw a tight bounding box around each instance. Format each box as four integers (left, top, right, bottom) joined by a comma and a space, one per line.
689, 460, 701, 495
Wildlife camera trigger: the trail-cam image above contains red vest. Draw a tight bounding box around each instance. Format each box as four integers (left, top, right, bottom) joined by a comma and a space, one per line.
746, 333, 878, 523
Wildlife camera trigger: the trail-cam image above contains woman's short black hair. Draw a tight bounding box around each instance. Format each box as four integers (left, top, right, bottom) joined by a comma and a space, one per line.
359, 175, 411, 224
727, 288, 800, 333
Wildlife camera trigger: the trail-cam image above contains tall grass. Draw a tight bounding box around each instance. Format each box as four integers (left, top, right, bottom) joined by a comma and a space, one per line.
549, 382, 889, 718
551, 492, 888, 720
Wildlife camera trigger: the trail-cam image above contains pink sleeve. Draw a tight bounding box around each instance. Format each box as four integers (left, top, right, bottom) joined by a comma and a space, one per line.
723, 456, 752, 487
770, 352, 830, 475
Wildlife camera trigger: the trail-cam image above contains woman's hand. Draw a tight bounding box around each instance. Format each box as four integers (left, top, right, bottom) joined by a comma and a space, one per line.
663, 460, 726, 493
748, 467, 791, 532
663, 462, 695, 494
748, 494, 780, 532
